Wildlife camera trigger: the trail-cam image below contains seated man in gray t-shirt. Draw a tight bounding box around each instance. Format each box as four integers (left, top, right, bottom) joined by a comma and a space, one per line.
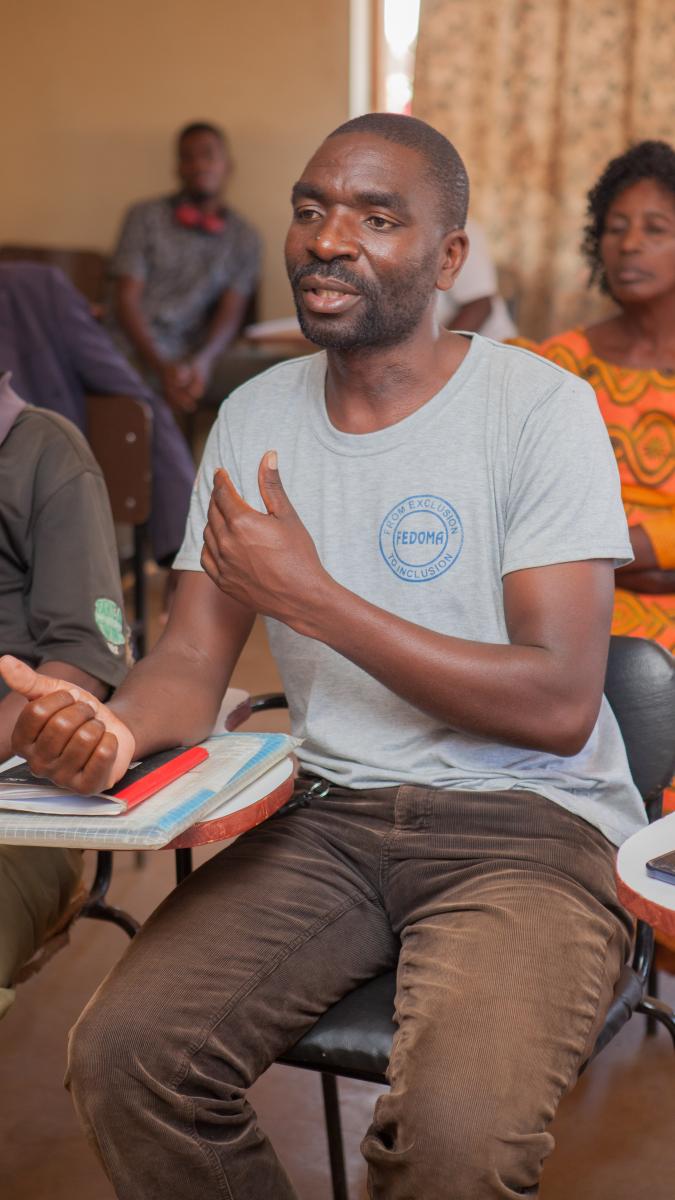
2, 115, 641, 1198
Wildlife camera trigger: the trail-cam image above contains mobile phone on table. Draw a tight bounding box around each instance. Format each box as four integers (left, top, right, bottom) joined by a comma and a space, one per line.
646, 849, 675, 885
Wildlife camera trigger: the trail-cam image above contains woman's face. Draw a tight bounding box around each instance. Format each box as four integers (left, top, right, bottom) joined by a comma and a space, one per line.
600, 178, 675, 305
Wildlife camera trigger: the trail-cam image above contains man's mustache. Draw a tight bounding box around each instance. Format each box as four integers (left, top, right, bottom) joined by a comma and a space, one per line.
289, 261, 375, 298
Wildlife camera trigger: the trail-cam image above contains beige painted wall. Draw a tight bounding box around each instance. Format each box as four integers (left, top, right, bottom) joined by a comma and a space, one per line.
0, 0, 350, 318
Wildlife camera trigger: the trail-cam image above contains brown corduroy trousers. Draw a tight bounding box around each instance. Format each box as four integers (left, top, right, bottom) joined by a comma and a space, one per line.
66, 784, 632, 1199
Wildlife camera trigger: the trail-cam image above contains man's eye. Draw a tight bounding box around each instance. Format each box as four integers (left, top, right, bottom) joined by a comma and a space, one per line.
295, 207, 321, 222
366, 215, 395, 231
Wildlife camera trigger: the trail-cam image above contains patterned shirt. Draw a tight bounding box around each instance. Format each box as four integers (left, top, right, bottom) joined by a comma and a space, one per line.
106, 194, 261, 360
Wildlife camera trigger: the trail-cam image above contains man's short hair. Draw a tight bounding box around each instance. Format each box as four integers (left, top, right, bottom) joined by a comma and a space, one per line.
327, 112, 469, 231
176, 121, 229, 153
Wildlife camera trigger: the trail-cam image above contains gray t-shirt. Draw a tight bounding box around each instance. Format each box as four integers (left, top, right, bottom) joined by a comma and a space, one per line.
175, 335, 646, 846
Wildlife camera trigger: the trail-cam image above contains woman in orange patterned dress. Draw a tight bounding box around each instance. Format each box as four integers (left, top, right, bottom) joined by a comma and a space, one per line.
532, 142, 675, 962
535, 142, 675, 651
534, 141, 675, 815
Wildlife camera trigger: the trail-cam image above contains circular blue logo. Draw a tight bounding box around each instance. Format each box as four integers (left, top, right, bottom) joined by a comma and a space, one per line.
379, 494, 464, 583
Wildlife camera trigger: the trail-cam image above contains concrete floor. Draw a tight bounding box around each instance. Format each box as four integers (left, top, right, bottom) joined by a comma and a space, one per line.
1, 598, 675, 1199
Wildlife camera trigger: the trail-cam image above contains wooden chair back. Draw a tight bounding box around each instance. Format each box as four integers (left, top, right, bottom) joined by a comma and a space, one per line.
85, 394, 152, 526
0, 244, 108, 304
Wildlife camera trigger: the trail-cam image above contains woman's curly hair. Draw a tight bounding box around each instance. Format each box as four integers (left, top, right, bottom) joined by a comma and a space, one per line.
582, 139, 675, 292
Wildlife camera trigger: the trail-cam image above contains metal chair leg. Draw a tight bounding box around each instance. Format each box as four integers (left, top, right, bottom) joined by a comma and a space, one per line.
646, 963, 659, 1036
638, 994, 675, 1048
321, 1072, 349, 1200
79, 851, 140, 938
174, 847, 193, 884
80, 898, 140, 938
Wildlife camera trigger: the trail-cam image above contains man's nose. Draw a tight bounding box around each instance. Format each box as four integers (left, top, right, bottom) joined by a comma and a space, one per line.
310, 212, 358, 260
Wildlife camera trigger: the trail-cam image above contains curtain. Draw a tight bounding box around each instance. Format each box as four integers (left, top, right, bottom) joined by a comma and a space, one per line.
413, 0, 675, 339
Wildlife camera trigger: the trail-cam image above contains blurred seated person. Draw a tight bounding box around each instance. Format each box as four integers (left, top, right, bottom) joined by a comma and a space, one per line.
106, 121, 261, 413
437, 217, 516, 339
0, 261, 194, 566
523, 140, 675, 825
0, 374, 129, 1018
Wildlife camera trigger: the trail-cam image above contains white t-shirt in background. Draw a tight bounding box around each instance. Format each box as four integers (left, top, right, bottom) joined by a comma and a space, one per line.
437, 217, 517, 341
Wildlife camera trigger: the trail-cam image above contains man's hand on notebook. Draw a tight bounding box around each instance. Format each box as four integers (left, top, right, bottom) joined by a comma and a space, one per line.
0, 656, 136, 794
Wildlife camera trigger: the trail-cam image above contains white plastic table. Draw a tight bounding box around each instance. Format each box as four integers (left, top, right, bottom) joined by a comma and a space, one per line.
616, 811, 675, 937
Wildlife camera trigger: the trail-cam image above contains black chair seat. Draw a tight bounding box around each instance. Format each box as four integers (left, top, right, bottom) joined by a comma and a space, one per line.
280, 959, 646, 1086
279, 972, 396, 1083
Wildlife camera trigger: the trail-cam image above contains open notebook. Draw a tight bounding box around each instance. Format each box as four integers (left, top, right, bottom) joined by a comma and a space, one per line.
0, 745, 211, 816
0, 732, 297, 849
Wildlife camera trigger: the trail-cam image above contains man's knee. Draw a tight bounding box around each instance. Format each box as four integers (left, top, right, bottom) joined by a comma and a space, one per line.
0, 846, 83, 991
67, 984, 164, 1112
364, 1083, 552, 1199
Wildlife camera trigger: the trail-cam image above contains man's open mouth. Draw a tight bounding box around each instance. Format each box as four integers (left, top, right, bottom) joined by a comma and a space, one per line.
300, 278, 361, 315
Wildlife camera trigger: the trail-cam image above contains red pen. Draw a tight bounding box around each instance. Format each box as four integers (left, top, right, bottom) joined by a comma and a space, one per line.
114, 746, 209, 810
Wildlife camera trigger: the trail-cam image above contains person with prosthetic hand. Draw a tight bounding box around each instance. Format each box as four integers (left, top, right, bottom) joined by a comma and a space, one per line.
0, 114, 647, 1200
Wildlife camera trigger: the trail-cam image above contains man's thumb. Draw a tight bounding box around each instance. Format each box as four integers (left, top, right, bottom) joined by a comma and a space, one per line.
0, 656, 79, 703
259, 451, 292, 516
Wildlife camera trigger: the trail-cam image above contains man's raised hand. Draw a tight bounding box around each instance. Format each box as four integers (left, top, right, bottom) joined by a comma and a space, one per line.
0, 656, 136, 795
200, 452, 329, 630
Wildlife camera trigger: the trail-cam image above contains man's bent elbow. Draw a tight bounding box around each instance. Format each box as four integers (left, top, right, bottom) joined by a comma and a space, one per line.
535, 700, 601, 758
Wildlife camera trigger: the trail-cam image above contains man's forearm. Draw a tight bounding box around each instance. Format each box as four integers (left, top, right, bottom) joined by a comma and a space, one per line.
193, 291, 248, 371
617, 567, 675, 593
447, 296, 492, 333
107, 649, 224, 758
293, 574, 602, 757
616, 525, 658, 574
115, 281, 166, 374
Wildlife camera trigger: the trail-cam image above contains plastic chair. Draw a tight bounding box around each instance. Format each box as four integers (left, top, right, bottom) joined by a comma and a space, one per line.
256, 636, 675, 1200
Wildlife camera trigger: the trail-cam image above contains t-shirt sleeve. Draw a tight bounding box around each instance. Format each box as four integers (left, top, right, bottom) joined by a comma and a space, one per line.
173, 411, 241, 571
109, 204, 150, 281
28, 465, 130, 688
502, 374, 633, 576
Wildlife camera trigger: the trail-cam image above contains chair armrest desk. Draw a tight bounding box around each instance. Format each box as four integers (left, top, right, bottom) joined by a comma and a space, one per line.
617, 812, 675, 938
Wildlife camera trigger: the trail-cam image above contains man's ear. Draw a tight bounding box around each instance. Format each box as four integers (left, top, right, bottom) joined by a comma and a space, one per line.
436, 228, 469, 294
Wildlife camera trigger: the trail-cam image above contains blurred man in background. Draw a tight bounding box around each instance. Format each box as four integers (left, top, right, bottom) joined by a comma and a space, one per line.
107, 121, 261, 412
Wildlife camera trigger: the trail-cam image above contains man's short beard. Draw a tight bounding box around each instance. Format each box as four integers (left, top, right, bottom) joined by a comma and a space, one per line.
288, 252, 438, 351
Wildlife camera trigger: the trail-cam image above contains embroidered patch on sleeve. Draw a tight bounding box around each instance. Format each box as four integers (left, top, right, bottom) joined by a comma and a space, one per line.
94, 598, 126, 655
